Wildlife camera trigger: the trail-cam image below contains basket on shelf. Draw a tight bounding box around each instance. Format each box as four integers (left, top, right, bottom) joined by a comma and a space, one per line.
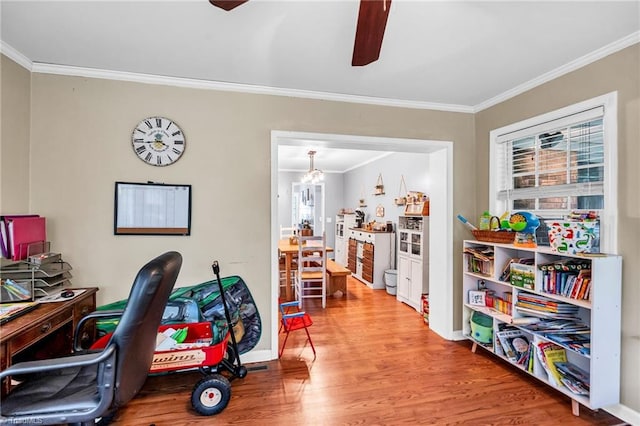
471, 230, 515, 244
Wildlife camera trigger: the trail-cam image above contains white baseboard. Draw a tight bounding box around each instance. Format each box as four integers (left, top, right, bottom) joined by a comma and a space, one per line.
239, 349, 275, 364
605, 404, 640, 425
451, 330, 467, 341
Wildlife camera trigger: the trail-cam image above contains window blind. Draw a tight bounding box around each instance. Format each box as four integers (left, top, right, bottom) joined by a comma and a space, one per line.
495, 107, 605, 212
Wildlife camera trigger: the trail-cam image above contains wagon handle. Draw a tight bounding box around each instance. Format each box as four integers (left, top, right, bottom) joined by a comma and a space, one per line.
211, 261, 243, 371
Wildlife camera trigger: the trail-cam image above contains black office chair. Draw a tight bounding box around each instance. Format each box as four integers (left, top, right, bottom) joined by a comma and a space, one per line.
0, 251, 183, 426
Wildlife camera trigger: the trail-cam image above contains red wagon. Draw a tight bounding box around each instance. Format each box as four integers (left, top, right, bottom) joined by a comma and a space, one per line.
90, 261, 249, 416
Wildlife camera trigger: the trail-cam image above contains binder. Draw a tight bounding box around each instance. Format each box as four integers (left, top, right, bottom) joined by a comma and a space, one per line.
1, 215, 40, 259
6, 216, 46, 261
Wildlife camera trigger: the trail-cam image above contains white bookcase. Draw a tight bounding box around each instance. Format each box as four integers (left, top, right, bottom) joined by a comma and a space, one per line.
462, 240, 621, 416
397, 216, 429, 311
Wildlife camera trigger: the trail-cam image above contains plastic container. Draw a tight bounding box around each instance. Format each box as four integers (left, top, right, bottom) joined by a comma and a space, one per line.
545, 220, 598, 254
479, 211, 492, 231
470, 311, 493, 344
384, 269, 397, 295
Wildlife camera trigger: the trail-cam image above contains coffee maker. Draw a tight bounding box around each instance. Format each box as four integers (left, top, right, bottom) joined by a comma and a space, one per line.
355, 209, 365, 228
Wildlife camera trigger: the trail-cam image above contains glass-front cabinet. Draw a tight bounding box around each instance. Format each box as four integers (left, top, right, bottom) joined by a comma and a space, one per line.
398, 216, 425, 258
397, 215, 429, 311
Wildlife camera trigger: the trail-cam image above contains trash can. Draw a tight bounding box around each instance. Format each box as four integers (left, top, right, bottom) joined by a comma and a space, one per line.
384, 269, 397, 295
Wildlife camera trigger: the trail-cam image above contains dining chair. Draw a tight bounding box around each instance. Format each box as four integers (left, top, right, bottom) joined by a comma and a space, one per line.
294, 232, 327, 308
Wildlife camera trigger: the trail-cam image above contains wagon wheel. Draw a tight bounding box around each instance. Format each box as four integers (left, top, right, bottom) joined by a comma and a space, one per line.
191, 374, 231, 416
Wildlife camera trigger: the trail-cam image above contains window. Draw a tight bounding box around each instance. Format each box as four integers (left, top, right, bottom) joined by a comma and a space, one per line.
489, 92, 618, 252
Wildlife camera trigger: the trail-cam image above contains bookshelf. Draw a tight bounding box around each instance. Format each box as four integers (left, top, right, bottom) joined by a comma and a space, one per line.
462, 240, 621, 416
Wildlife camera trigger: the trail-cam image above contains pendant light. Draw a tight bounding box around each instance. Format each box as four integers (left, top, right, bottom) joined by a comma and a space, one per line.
301, 150, 324, 183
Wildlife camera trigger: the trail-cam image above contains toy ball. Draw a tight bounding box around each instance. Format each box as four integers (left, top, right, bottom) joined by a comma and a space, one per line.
509, 211, 540, 234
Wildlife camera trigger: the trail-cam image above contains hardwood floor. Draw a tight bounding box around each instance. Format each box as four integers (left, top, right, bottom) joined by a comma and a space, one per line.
111, 276, 626, 425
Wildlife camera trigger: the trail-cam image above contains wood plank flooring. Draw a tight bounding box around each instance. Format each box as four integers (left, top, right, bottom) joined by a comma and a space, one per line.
111, 276, 626, 425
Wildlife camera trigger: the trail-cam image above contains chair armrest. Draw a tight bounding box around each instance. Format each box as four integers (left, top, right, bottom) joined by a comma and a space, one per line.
0, 344, 116, 380
74, 309, 124, 351
282, 312, 306, 320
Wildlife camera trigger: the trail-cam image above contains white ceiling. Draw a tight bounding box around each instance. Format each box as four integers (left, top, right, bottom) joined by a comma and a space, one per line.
1, 1, 638, 111
278, 145, 393, 173
1, 1, 638, 170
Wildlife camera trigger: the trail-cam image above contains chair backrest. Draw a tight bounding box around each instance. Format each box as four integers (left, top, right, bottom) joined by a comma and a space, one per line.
296, 233, 327, 307
297, 233, 326, 265
109, 251, 182, 407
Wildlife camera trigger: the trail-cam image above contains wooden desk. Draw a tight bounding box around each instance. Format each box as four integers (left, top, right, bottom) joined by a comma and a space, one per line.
0, 287, 98, 393
278, 240, 333, 301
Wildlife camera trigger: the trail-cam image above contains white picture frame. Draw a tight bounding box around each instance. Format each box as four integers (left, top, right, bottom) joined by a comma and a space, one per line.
468, 290, 486, 306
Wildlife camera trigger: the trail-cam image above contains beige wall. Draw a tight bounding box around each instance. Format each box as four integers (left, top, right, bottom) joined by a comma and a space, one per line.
3, 43, 638, 414
0, 55, 30, 213
475, 43, 640, 412
14, 70, 476, 355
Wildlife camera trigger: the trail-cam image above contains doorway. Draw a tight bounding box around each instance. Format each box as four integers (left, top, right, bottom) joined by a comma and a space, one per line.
271, 131, 454, 358
291, 182, 325, 236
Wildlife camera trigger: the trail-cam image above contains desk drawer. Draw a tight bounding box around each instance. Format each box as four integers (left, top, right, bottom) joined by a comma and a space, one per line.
10, 308, 73, 356
74, 294, 96, 323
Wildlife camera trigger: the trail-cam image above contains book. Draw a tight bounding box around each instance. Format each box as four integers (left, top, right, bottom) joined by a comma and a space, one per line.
554, 362, 590, 395
537, 342, 567, 387
495, 328, 525, 362
507, 334, 531, 365
0, 301, 39, 324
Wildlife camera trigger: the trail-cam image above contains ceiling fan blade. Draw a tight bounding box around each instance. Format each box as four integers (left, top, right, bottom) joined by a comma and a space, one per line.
209, 0, 248, 11
352, 0, 392, 66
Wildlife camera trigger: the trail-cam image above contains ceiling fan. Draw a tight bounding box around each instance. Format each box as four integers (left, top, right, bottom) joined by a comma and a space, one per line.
209, 0, 392, 66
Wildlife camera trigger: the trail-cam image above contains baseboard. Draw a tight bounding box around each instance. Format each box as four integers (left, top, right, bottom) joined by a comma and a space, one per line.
451, 330, 467, 341
239, 349, 274, 364
605, 404, 640, 425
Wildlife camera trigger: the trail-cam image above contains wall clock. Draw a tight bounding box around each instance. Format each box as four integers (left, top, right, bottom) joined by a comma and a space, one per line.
131, 116, 185, 166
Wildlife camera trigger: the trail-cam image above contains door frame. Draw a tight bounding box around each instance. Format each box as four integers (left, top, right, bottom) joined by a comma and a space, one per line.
271, 130, 454, 358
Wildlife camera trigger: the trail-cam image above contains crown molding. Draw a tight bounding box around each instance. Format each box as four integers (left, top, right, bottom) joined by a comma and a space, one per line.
474, 31, 640, 113
30, 62, 474, 113
4, 31, 638, 115
0, 41, 32, 71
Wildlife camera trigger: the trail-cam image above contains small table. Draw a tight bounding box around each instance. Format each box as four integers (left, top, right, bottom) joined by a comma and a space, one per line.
278, 239, 333, 301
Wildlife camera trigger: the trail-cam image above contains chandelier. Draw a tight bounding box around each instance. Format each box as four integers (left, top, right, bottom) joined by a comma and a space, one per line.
301, 150, 324, 184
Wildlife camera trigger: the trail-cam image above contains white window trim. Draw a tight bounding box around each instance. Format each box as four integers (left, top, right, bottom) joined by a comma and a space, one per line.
489, 92, 618, 254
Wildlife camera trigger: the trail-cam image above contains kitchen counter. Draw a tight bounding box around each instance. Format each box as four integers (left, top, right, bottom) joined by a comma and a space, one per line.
349, 227, 392, 233
347, 229, 395, 289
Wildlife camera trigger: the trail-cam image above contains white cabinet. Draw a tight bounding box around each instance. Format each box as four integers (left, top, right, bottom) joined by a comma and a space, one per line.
347, 228, 394, 289
396, 216, 428, 311
462, 239, 621, 416
334, 214, 356, 267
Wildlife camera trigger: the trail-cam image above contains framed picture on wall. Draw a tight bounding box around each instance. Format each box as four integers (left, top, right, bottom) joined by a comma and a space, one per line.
114, 181, 192, 235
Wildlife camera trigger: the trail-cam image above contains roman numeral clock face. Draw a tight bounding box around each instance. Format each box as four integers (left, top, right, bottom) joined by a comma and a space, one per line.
131, 116, 186, 166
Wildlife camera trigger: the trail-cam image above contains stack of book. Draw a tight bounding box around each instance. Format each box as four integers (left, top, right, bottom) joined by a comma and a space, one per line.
495, 326, 534, 371
520, 319, 590, 355
538, 259, 592, 300
463, 246, 494, 275
535, 341, 567, 387
555, 362, 590, 395
535, 342, 590, 395
515, 293, 580, 319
